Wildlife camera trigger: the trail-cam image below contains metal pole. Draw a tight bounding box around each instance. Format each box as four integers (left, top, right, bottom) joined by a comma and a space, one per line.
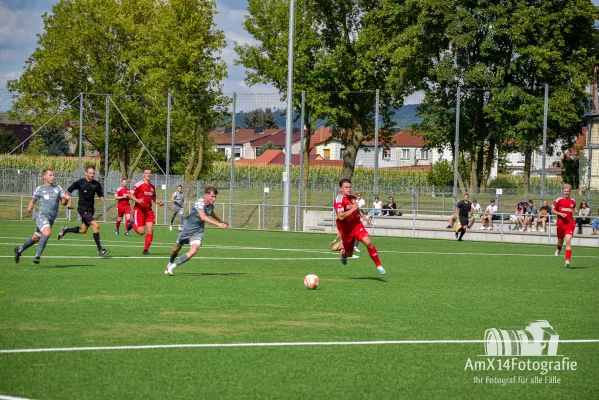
283, 0, 295, 232
78, 93, 83, 176
165, 90, 171, 225
453, 87, 461, 205
586, 117, 594, 204
298, 90, 305, 230
104, 95, 109, 222
373, 89, 380, 196
541, 83, 549, 201
229, 92, 236, 227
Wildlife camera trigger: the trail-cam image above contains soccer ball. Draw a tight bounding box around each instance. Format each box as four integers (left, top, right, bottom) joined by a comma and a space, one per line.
304, 274, 319, 289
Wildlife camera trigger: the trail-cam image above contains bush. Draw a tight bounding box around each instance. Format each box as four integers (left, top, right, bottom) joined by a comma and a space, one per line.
427, 160, 454, 187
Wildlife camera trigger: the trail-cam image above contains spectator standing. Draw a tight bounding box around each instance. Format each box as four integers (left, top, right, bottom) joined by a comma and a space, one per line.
575, 201, 591, 234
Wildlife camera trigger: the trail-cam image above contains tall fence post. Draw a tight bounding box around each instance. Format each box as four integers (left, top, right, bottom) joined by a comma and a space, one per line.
541, 84, 549, 201
453, 87, 461, 206
298, 90, 305, 231
229, 92, 236, 227
78, 92, 84, 177
165, 90, 171, 225
104, 94, 109, 222
373, 89, 380, 196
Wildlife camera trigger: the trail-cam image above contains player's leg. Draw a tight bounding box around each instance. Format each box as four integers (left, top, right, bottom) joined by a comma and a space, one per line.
458, 218, 468, 241
339, 234, 354, 265
446, 214, 454, 228
34, 225, 52, 263
142, 213, 155, 254
116, 207, 124, 235
57, 215, 85, 239
178, 209, 184, 230
131, 208, 146, 235
14, 228, 39, 264
564, 234, 573, 267
166, 243, 184, 275
124, 212, 132, 236
355, 226, 385, 274
555, 223, 564, 256
89, 219, 108, 255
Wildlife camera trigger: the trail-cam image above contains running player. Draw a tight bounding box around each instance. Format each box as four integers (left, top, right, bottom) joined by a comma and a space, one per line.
170, 185, 185, 231
552, 184, 577, 267
14, 169, 70, 264
57, 165, 109, 256
127, 168, 164, 255
165, 185, 228, 275
114, 178, 132, 236
455, 193, 473, 241
335, 179, 386, 275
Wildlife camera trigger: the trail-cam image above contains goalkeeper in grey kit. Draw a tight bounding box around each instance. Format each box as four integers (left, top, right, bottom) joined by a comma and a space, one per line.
165, 185, 228, 276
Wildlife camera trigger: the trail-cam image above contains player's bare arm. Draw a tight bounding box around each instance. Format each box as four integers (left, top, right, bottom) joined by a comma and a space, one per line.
26, 199, 35, 213
128, 193, 143, 205
198, 210, 228, 228
336, 202, 358, 220
61, 192, 70, 206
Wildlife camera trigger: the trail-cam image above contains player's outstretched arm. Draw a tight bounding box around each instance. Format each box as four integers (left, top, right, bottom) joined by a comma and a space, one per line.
198, 210, 228, 228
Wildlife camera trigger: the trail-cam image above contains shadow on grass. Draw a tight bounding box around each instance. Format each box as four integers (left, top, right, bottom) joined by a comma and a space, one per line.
38, 264, 95, 269
350, 276, 388, 282
176, 272, 247, 277
566, 266, 590, 270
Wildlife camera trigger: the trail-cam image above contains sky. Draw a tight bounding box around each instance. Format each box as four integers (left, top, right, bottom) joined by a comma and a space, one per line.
0, 0, 277, 94
1, 0, 599, 95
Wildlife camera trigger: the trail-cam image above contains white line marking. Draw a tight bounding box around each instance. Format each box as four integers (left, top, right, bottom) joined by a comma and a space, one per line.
0, 255, 340, 261
0, 339, 597, 354
0, 395, 37, 400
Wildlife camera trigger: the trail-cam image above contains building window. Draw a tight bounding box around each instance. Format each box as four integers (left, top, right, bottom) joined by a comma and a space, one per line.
419, 149, 428, 159
382, 150, 390, 160
323, 148, 330, 160
401, 149, 410, 160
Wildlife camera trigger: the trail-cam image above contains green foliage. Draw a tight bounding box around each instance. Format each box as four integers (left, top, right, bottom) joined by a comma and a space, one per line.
0, 154, 99, 171
561, 156, 580, 189
488, 173, 563, 193
7, 0, 227, 180
0, 128, 21, 154
256, 141, 280, 157
427, 160, 454, 187
243, 109, 279, 129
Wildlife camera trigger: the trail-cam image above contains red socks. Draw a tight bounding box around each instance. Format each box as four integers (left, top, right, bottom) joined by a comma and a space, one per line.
144, 233, 153, 251
115, 220, 121, 231
368, 245, 382, 267
566, 249, 572, 262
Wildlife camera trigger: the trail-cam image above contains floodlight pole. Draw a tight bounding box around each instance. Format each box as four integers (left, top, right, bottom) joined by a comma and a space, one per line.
283, 0, 295, 232
229, 92, 236, 227
373, 89, 380, 196
165, 90, 171, 225
298, 90, 305, 227
452, 87, 461, 205
78, 92, 83, 177
104, 95, 110, 221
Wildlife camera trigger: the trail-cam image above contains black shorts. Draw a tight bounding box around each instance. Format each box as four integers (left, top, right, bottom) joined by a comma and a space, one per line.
78, 209, 96, 226
459, 216, 469, 227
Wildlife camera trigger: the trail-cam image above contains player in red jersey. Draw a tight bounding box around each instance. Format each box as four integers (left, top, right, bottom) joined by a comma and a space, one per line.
127, 168, 164, 255
114, 178, 132, 237
334, 179, 386, 275
552, 183, 577, 267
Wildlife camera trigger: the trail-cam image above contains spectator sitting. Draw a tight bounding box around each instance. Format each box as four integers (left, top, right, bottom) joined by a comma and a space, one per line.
523, 199, 538, 232
470, 199, 481, 228
518, 200, 529, 214
356, 192, 365, 210
480, 199, 499, 230
368, 196, 383, 218
592, 208, 599, 235
382, 196, 397, 216
575, 200, 591, 234
510, 204, 525, 231
533, 199, 551, 232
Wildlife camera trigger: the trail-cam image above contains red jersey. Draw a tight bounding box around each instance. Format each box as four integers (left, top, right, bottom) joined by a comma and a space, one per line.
115, 187, 131, 207
553, 197, 576, 224
131, 180, 156, 211
334, 194, 361, 233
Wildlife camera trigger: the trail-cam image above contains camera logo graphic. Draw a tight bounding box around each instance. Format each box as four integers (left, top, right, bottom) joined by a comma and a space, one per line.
484, 320, 559, 356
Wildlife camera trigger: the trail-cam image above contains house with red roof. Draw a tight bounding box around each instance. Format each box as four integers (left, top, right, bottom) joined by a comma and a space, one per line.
0, 122, 34, 151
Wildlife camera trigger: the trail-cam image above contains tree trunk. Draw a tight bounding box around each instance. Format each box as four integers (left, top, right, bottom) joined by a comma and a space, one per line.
340, 126, 363, 181
523, 148, 532, 194
483, 138, 496, 187
128, 147, 145, 181
470, 149, 478, 194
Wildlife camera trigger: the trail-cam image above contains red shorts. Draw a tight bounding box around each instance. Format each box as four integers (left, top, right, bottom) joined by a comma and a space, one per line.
133, 207, 155, 227
339, 224, 369, 253
117, 203, 131, 218
556, 221, 575, 239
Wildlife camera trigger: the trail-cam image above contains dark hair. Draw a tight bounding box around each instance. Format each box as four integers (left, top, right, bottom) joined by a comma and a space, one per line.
143, 168, 152, 173
177, 185, 182, 189
85, 165, 95, 171
528, 199, 534, 203
205, 185, 218, 195
42, 169, 53, 176
490, 199, 495, 202
339, 178, 352, 187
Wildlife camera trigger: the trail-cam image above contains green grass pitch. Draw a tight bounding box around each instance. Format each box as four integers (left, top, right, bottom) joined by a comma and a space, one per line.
0, 220, 598, 399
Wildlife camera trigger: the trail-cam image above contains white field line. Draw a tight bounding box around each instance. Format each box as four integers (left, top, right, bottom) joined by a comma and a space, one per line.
0, 255, 342, 261
0, 395, 37, 400
0, 339, 598, 354
2, 239, 598, 259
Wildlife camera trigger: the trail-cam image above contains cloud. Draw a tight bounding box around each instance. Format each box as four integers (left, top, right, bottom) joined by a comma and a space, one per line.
225, 31, 258, 47
0, 70, 22, 87
0, 3, 44, 46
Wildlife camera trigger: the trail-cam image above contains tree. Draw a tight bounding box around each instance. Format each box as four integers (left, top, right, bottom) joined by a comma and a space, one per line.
235, 0, 399, 181
370, 0, 599, 192
7, 0, 227, 185
0, 128, 21, 154
243, 108, 279, 129
256, 140, 280, 157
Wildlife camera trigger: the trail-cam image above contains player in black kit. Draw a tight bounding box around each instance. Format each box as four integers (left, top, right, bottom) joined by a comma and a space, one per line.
57, 165, 109, 255
455, 193, 473, 242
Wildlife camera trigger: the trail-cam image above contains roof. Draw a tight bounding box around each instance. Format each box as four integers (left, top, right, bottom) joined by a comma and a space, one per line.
251, 130, 303, 148
236, 150, 344, 167
0, 123, 33, 150
209, 128, 282, 145
362, 130, 425, 147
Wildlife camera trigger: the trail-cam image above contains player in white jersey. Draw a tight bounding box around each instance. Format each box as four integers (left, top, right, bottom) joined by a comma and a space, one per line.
165, 185, 228, 276
14, 169, 70, 264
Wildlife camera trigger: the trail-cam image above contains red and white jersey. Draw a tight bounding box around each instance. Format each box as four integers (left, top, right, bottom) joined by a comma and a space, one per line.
115, 187, 131, 207
553, 196, 576, 224
131, 180, 156, 211
334, 194, 361, 232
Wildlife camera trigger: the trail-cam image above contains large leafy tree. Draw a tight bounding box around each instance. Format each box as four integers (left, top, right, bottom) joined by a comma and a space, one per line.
236, 0, 399, 181
243, 108, 279, 129
371, 0, 598, 192
7, 0, 227, 187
